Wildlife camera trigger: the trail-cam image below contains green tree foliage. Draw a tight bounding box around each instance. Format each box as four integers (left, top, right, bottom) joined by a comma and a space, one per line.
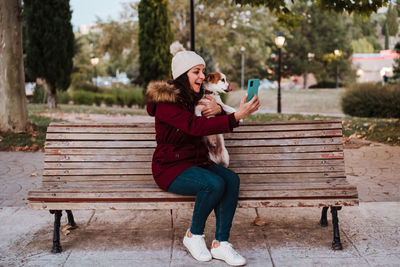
138, 0, 173, 87
233, 0, 389, 15
351, 38, 374, 53
24, 0, 74, 108
391, 42, 400, 82
386, 3, 399, 36
169, 0, 277, 86
268, 3, 354, 86
351, 14, 381, 52
92, 5, 139, 79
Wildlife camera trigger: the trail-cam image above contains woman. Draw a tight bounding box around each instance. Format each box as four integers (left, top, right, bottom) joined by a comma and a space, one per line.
145, 49, 259, 266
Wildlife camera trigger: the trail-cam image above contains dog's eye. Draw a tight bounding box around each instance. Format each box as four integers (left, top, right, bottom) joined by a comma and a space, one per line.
221, 78, 225, 82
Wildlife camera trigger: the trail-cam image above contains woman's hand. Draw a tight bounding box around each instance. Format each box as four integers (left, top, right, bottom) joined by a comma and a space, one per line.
198, 96, 222, 117
234, 94, 260, 121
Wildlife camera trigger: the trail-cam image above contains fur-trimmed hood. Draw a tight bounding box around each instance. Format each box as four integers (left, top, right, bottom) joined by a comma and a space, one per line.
146, 80, 180, 116
145, 80, 179, 104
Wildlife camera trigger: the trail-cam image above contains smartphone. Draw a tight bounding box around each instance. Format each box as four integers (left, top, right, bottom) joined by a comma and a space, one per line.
246, 79, 259, 102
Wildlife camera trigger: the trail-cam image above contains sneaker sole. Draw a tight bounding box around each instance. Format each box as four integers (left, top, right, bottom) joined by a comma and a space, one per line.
183, 239, 212, 262
211, 252, 246, 266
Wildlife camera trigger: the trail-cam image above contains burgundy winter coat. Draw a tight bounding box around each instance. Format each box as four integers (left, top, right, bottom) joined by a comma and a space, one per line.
145, 81, 239, 191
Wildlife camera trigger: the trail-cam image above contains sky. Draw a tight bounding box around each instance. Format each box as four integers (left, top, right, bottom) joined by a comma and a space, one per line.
70, 0, 129, 28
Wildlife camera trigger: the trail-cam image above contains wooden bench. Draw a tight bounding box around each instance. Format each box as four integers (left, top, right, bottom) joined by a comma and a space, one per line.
27, 120, 358, 253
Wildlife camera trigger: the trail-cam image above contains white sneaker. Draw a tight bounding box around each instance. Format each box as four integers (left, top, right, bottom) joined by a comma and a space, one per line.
211, 240, 247, 266
183, 229, 212, 262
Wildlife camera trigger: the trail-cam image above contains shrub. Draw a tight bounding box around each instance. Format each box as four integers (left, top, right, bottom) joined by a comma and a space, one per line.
56, 90, 70, 104
31, 85, 47, 103
72, 90, 96, 105
341, 83, 400, 118
309, 81, 344, 88
94, 94, 104, 106
103, 94, 117, 106
72, 81, 101, 92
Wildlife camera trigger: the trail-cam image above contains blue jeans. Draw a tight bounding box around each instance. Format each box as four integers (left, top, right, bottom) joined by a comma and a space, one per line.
167, 163, 240, 241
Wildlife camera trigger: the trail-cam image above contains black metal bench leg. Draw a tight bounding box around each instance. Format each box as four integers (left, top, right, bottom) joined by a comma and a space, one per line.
330, 206, 343, 250
66, 210, 78, 229
319, 206, 329, 227
49, 210, 62, 253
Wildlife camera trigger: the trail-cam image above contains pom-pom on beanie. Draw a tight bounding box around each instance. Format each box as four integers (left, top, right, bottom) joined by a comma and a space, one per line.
170, 41, 206, 80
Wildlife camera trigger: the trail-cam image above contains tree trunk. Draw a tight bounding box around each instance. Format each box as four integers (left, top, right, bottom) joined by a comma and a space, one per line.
303, 73, 308, 89
45, 81, 57, 109
0, 0, 29, 132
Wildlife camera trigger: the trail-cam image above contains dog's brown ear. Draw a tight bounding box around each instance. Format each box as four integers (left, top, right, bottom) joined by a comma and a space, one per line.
205, 73, 214, 82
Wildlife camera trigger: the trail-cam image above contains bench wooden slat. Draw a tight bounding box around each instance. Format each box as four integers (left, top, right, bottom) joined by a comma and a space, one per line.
45, 137, 343, 149
42, 172, 347, 182
45, 129, 342, 141
28, 199, 359, 210
45, 145, 344, 155
46, 122, 342, 134
48, 121, 342, 127
28, 189, 358, 200
43, 166, 345, 176
43, 162, 345, 172
44, 154, 343, 165
42, 177, 351, 187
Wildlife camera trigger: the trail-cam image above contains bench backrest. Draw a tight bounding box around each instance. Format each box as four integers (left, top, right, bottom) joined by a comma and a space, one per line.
44, 121, 346, 189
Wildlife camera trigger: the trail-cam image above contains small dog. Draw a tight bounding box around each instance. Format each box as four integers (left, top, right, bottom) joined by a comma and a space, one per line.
195, 72, 236, 167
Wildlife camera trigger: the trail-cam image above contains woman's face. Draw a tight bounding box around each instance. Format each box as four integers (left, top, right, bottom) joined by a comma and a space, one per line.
187, 64, 205, 93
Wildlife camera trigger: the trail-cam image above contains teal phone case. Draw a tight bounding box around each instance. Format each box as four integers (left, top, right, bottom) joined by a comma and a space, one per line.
246, 79, 259, 102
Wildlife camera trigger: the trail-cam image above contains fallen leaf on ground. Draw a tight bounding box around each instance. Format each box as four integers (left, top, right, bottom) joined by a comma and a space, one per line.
253, 216, 266, 226
30, 172, 39, 177
387, 137, 393, 142
61, 225, 72, 236
368, 124, 376, 131
383, 192, 390, 195
31, 144, 39, 151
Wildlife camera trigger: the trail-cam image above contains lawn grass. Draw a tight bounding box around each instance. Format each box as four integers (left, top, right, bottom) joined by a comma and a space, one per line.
29, 103, 148, 116
245, 113, 400, 145
0, 114, 64, 151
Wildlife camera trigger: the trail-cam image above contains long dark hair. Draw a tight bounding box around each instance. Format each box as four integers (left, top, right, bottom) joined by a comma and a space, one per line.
168, 72, 204, 113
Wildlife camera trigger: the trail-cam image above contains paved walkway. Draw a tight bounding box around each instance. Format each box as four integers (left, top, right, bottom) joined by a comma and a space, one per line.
1, 143, 400, 266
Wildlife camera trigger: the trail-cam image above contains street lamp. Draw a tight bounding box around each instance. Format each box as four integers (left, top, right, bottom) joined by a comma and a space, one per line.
334, 49, 342, 88
275, 32, 285, 113
241, 46, 245, 90
190, 0, 195, 51
90, 56, 99, 89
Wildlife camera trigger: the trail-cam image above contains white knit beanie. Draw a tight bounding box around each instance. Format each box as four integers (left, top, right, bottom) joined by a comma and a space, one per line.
170, 41, 206, 80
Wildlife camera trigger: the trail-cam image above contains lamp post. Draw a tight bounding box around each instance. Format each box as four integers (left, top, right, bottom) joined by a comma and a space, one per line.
90, 56, 99, 89
190, 0, 195, 51
334, 49, 341, 88
305, 52, 315, 88
275, 32, 285, 113
241, 46, 245, 90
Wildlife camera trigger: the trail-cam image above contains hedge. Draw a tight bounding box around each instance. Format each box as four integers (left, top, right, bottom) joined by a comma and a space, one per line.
341, 83, 400, 118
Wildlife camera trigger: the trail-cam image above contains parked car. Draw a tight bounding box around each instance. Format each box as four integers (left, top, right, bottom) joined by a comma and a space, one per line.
259, 79, 278, 90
